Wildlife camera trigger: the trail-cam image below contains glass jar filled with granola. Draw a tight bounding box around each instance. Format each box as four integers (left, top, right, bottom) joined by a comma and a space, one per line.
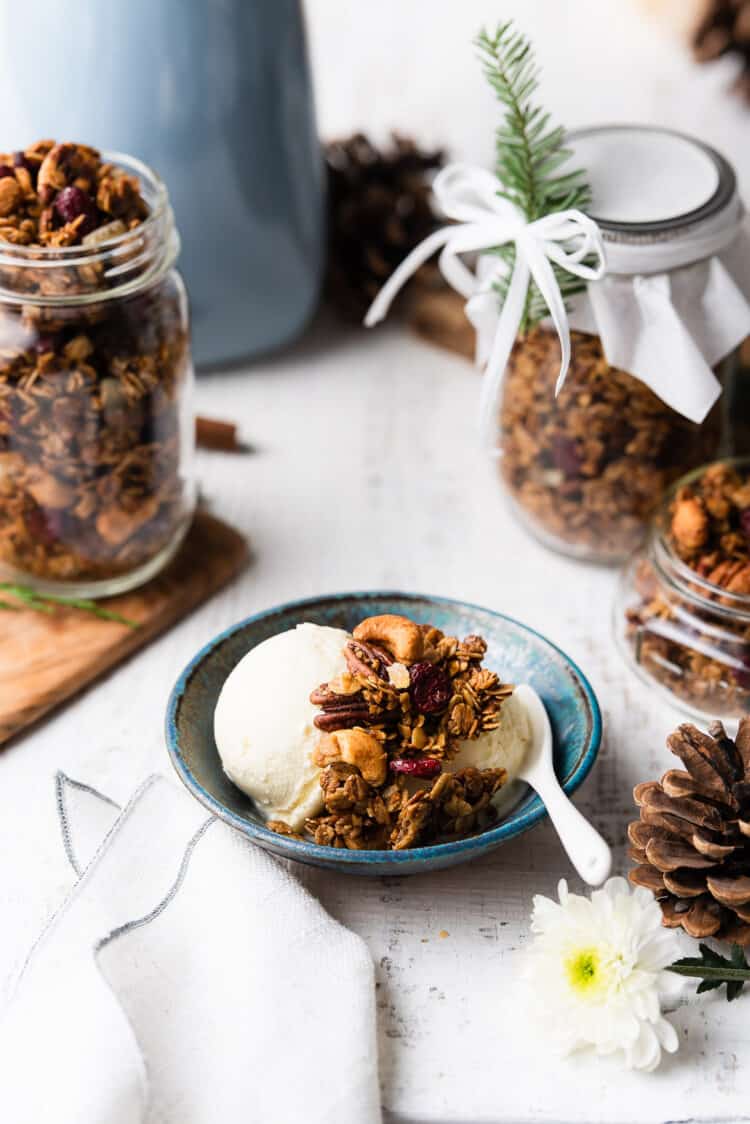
498, 126, 750, 564
615, 459, 750, 720
500, 327, 732, 563
0, 140, 195, 596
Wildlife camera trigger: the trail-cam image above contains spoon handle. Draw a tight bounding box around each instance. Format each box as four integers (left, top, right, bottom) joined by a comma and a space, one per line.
531, 769, 612, 886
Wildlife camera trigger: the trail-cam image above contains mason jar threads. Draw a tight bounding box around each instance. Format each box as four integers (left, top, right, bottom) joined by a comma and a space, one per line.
497, 126, 750, 564
615, 459, 750, 720
0, 140, 195, 597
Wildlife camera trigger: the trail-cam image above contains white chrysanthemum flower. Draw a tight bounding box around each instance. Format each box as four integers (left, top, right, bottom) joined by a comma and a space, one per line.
524, 876, 683, 1072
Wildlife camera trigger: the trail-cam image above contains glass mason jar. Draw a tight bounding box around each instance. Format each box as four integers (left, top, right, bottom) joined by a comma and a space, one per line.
0, 153, 195, 597
499, 327, 735, 564
614, 459, 750, 720
496, 126, 750, 565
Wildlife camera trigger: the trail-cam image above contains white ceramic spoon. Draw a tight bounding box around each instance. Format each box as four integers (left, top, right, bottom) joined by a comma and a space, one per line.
513, 683, 612, 886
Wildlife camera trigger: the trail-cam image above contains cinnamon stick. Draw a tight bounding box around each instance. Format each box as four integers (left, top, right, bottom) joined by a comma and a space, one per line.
195, 416, 243, 452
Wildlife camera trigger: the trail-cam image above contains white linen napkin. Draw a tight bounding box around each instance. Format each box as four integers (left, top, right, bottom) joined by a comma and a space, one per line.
0, 773, 382, 1124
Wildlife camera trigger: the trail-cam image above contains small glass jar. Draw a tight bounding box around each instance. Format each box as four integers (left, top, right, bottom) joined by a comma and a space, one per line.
614, 460, 750, 720
496, 125, 750, 565
499, 327, 733, 564
0, 154, 195, 597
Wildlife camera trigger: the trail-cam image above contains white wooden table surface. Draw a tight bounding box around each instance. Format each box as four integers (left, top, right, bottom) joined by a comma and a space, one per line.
4, 1, 750, 1119
1, 318, 748, 1123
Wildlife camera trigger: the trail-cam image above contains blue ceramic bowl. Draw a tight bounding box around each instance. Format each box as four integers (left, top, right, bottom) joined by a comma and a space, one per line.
165, 592, 602, 875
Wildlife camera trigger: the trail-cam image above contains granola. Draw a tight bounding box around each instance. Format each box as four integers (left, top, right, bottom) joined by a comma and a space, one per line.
667, 462, 750, 577
0, 140, 192, 587
499, 328, 724, 562
624, 461, 750, 717
0, 140, 147, 248
312, 619, 511, 760
269, 613, 514, 850
299, 764, 505, 851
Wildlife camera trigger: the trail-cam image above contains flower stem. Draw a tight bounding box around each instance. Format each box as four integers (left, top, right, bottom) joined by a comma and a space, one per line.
667, 943, 750, 1000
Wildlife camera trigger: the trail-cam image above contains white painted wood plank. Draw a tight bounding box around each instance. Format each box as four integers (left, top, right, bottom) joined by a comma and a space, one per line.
5, 0, 750, 1115
1, 324, 747, 1122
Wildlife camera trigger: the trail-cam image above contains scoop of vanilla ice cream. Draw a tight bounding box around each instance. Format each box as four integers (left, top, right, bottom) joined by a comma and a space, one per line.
214, 622, 350, 830
447, 689, 531, 782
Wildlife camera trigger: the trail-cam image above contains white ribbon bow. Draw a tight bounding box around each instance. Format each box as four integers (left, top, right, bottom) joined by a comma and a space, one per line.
365, 163, 606, 446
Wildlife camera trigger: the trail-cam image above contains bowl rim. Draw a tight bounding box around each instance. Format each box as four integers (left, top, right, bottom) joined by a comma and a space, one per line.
165, 590, 603, 866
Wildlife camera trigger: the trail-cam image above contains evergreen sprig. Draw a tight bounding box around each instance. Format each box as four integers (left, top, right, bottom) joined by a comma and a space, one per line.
475, 22, 593, 334
0, 582, 138, 629
668, 943, 750, 1002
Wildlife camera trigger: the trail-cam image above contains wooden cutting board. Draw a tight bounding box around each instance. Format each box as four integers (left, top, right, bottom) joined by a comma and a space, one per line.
0, 511, 248, 746
407, 286, 474, 360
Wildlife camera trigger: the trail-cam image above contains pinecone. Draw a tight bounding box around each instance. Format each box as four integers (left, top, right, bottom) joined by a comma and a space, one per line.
324, 132, 444, 322
693, 0, 750, 101
629, 719, 750, 946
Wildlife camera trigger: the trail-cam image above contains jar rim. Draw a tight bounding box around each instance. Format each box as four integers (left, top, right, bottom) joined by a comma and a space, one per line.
651, 456, 750, 620
568, 125, 737, 238
0, 150, 179, 305
567, 125, 744, 276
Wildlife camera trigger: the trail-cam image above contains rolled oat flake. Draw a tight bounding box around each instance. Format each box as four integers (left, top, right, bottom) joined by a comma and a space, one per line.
565, 125, 750, 424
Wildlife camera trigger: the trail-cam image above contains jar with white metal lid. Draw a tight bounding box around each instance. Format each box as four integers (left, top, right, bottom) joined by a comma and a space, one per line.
498, 125, 750, 565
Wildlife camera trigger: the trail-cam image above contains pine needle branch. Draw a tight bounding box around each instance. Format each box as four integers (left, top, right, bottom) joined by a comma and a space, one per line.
475, 21, 593, 333
0, 582, 138, 629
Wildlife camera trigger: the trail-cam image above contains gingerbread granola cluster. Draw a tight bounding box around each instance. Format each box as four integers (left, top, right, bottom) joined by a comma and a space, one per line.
625, 461, 750, 716
0, 139, 147, 248
269, 613, 513, 850
0, 140, 192, 586
499, 328, 723, 561
667, 462, 750, 585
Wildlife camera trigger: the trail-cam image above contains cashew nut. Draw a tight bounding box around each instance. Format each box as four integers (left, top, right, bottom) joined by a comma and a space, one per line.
671, 497, 708, 553
313, 727, 387, 786
26, 468, 75, 510
353, 614, 424, 663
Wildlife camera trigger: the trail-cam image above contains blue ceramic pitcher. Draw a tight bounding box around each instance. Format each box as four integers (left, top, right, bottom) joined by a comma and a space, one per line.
0, 0, 324, 366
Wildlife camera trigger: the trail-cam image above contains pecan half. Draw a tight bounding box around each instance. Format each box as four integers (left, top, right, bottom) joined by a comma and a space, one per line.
313, 704, 370, 732
344, 637, 393, 681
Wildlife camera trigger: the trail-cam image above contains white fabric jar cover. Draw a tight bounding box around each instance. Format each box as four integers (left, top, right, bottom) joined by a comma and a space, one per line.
565, 125, 750, 424
366, 124, 750, 436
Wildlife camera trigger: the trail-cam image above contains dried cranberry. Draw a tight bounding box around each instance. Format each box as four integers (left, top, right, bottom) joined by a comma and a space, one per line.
551, 434, 581, 477
0, 165, 14, 180
12, 151, 33, 176
740, 508, 750, 542
34, 336, 56, 355
54, 186, 98, 236
735, 668, 750, 692
409, 661, 452, 714
24, 506, 63, 546
390, 757, 442, 778
734, 649, 750, 691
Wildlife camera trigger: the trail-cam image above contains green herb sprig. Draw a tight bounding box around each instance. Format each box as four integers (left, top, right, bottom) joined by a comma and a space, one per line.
0, 582, 138, 629
475, 21, 593, 334
669, 943, 750, 1002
